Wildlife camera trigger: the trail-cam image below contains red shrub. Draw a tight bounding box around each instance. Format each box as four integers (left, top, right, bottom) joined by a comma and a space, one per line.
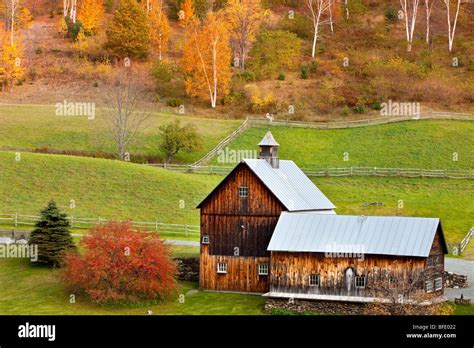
62, 221, 177, 304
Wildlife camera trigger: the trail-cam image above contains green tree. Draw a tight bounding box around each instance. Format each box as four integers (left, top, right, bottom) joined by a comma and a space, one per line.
159, 119, 201, 164
248, 30, 301, 80
105, 0, 150, 60
29, 200, 75, 267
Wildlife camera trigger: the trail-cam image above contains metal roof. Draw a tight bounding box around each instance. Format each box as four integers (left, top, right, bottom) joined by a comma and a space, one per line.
258, 131, 280, 147
243, 159, 336, 211
267, 212, 443, 257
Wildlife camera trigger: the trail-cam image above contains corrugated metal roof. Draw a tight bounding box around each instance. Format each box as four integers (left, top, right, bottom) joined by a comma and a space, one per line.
243, 159, 336, 211
258, 131, 280, 146
267, 212, 442, 257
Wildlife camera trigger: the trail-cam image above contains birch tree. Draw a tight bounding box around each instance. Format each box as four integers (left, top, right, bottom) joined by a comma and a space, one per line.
149, 0, 171, 60
423, 0, 436, 44
399, 0, 420, 52
226, 0, 266, 71
5, 0, 19, 45
306, 0, 331, 59
182, 11, 231, 108
443, 0, 461, 52
103, 69, 152, 161
344, 0, 349, 20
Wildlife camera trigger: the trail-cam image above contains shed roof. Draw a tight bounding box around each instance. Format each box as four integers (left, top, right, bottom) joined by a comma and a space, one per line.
267, 212, 447, 257
196, 159, 336, 211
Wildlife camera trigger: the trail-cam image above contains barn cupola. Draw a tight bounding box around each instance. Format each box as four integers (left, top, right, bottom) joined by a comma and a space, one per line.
258, 131, 280, 169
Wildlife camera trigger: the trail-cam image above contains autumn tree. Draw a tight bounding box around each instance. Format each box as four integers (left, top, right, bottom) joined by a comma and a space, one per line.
149, 0, 171, 60
77, 0, 104, 35
178, 0, 196, 27
62, 221, 177, 304
424, 0, 436, 44
399, 0, 420, 52
105, 0, 150, 60
181, 11, 231, 108
0, 39, 24, 91
226, 0, 266, 71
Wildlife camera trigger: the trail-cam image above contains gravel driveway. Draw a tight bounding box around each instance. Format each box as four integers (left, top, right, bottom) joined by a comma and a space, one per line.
444, 258, 473, 301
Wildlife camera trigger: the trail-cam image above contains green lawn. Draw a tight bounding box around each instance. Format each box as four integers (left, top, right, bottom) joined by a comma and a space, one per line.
0, 105, 242, 164
1, 151, 472, 254
214, 121, 474, 169
0, 257, 265, 315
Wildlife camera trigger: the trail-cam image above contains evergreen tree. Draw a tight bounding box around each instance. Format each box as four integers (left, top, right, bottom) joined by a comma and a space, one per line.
29, 200, 75, 267
105, 0, 150, 60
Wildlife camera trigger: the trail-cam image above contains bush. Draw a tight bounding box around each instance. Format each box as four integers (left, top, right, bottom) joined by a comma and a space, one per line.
237, 71, 255, 82
152, 61, 173, 83
340, 105, 351, 116
277, 72, 285, 80
278, 14, 312, 39
300, 66, 309, 79
385, 7, 398, 22
371, 101, 382, 110
62, 221, 177, 304
248, 30, 301, 80
166, 98, 183, 107
353, 103, 365, 114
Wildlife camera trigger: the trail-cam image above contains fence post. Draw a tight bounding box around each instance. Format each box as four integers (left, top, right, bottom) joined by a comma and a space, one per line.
14, 213, 18, 227
185, 224, 188, 237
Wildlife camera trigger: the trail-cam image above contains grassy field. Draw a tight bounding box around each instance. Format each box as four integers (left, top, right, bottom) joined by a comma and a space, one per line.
214, 121, 474, 169
0, 104, 242, 164
0, 151, 472, 254
0, 257, 265, 315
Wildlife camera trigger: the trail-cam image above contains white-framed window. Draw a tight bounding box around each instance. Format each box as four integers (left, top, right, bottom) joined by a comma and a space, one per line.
238, 186, 248, 198
425, 280, 434, 293
202, 235, 209, 244
355, 276, 366, 288
258, 263, 269, 275
217, 262, 227, 274
309, 274, 320, 287
434, 277, 443, 291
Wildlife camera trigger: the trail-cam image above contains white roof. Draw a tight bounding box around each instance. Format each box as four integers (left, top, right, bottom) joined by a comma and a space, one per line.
268, 212, 445, 257
243, 159, 336, 211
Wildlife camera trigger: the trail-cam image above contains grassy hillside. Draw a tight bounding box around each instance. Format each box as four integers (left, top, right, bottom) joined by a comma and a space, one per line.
214, 121, 474, 169
0, 151, 220, 226
0, 258, 265, 315
0, 151, 472, 255
0, 105, 242, 164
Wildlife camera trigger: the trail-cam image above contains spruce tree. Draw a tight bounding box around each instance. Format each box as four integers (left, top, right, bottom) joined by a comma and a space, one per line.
105, 0, 150, 60
29, 200, 75, 267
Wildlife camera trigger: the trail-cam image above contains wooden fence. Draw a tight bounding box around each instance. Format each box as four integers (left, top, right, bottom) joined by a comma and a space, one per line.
247, 111, 474, 130
459, 227, 474, 254
191, 118, 250, 167
0, 214, 200, 237
148, 164, 474, 179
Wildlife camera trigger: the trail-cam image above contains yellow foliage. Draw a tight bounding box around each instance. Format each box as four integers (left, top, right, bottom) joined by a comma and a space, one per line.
178, 0, 195, 27
149, 2, 171, 60
0, 41, 25, 89
181, 11, 231, 107
244, 84, 275, 112
78, 0, 104, 35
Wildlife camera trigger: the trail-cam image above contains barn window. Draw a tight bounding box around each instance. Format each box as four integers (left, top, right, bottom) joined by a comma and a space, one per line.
258, 263, 269, 275
309, 274, 320, 287
425, 280, 434, 293
427, 256, 434, 267
217, 263, 227, 274
434, 255, 441, 265
434, 277, 443, 291
238, 186, 248, 198
355, 276, 366, 288
202, 235, 209, 244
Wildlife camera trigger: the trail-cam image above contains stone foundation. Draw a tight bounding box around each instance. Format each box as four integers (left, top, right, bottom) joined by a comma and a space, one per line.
444, 271, 468, 288
265, 298, 366, 315
174, 257, 199, 282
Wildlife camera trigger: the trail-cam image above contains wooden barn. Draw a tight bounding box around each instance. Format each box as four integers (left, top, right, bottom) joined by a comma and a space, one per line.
197, 131, 448, 302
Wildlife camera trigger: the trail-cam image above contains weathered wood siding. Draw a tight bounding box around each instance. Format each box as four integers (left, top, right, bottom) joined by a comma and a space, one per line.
270, 252, 427, 297
200, 245, 270, 293
424, 227, 445, 291
200, 164, 284, 257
